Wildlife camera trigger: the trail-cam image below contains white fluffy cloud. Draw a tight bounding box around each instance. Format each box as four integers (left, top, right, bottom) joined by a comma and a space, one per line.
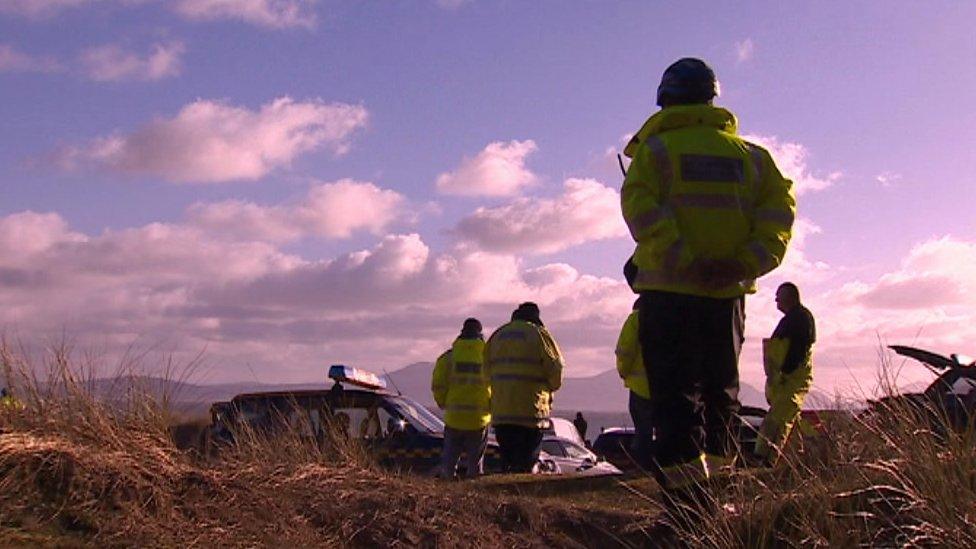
0, 209, 633, 380
80, 41, 185, 82
436, 140, 538, 196
743, 134, 841, 195
172, 0, 316, 29
0, 43, 61, 72
187, 179, 405, 242
453, 178, 628, 254
56, 97, 368, 183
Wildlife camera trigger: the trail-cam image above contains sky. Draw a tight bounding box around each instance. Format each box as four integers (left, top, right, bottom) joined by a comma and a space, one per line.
1, 0, 975, 399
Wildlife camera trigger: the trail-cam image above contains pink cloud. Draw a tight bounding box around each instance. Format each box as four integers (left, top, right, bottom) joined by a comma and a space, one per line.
856, 275, 962, 310
0, 0, 91, 17
54, 97, 368, 183
734, 38, 755, 64
0, 43, 61, 73
187, 179, 405, 242
840, 237, 976, 312
0, 209, 635, 380
742, 134, 841, 195
172, 0, 317, 29
435, 140, 538, 196
453, 178, 628, 254
80, 41, 185, 82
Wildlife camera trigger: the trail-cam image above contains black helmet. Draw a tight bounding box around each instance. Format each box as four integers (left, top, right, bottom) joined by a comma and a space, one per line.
656, 57, 719, 107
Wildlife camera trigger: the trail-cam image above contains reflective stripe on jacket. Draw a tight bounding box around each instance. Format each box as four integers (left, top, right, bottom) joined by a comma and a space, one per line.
615, 310, 649, 399
485, 320, 563, 428
621, 104, 795, 298
431, 338, 491, 430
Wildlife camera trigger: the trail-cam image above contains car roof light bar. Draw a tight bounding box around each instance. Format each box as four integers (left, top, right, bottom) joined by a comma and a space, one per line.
328, 364, 388, 391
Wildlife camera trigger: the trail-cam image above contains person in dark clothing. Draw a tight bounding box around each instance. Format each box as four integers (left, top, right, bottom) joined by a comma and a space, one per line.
755, 282, 816, 463
573, 412, 588, 442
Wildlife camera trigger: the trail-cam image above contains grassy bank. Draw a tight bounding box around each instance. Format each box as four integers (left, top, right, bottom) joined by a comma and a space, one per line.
3, 343, 976, 547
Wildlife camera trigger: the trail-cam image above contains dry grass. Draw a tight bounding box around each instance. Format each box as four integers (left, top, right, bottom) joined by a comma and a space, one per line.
6, 340, 973, 547
662, 351, 976, 548
0, 343, 653, 547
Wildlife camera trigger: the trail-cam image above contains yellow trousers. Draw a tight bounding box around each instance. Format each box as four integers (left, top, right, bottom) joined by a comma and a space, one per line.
756, 366, 812, 461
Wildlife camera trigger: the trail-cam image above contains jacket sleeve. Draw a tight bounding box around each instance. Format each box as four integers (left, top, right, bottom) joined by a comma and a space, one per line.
615, 313, 639, 381
431, 350, 451, 408
735, 146, 796, 279
621, 141, 691, 269
538, 328, 564, 392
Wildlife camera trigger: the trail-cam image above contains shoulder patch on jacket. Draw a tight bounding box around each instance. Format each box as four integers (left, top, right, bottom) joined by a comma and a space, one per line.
680, 154, 745, 183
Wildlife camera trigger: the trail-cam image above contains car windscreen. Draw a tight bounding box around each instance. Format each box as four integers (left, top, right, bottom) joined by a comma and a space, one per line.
388, 396, 444, 433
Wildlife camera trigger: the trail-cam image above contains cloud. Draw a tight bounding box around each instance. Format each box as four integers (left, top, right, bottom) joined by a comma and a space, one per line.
0, 43, 61, 73
80, 41, 185, 82
453, 178, 628, 254
734, 38, 755, 63
742, 134, 840, 195
0, 0, 90, 17
187, 179, 406, 242
844, 237, 976, 312
435, 140, 538, 196
876, 171, 902, 187
435, 0, 469, 8
1, 0, 314, 29
0, 208, 634, 381
54, 97, 368, 183
172, 0, 317, 29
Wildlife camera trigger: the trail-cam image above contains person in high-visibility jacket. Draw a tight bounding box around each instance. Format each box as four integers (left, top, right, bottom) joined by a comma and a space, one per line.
485, 302, 564, 473
756, 282, 815, 464
616, 257, 653, 469
431, 318, 491, 479
621, 58, 795, 491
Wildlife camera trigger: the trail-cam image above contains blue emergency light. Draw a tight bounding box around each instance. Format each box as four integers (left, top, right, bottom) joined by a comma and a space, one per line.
328, 364, 388, 391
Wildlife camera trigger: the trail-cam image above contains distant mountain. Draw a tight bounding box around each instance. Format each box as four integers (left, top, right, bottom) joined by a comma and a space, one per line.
383, 361, 767, 412
49, 363, 768, 419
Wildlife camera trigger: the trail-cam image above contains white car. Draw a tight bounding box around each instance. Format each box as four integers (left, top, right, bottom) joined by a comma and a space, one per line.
537, 436, 622, 476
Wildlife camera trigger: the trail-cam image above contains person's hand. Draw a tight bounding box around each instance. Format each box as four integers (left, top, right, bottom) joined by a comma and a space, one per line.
685, 258, 747, 289
708, 258, 747, 287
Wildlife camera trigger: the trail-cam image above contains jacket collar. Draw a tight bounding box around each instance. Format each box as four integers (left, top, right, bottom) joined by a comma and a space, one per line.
624, 105, 738, 158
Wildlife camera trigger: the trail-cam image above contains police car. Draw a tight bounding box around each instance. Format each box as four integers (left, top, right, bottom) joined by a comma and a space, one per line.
207, 365, 507, 473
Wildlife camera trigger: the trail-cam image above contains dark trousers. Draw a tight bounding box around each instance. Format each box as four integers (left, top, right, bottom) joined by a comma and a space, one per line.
628, 391, 655, 470
638, 290, 744, 469
493, 424, 543, 473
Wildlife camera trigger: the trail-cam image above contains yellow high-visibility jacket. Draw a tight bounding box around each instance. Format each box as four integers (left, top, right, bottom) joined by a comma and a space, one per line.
615, 310, 650, 399
485, 320, 564, 428
431, 337, 491, 431
0, 394, 23, 412
621, 104, 796, 298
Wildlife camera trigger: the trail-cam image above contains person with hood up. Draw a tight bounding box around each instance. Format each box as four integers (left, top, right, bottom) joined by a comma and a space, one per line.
432, 318, 491, 478
485, 303, 564, 473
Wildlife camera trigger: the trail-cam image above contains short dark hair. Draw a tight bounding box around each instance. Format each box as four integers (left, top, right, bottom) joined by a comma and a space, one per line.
777, 282, 800, 302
